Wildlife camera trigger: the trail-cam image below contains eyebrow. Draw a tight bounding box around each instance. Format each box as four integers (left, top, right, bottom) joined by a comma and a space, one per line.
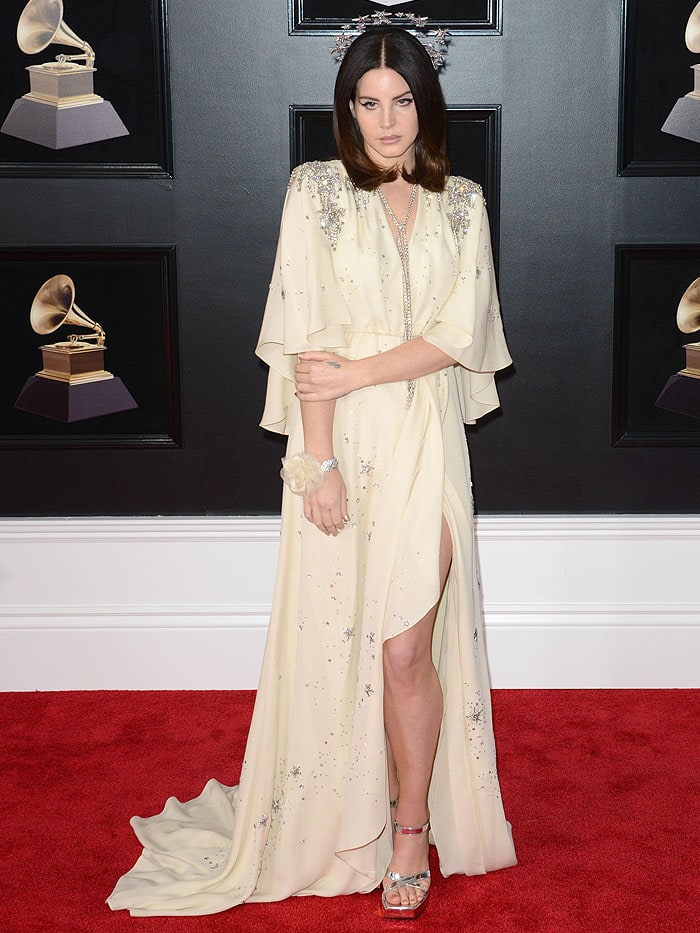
357, 90, 413, 101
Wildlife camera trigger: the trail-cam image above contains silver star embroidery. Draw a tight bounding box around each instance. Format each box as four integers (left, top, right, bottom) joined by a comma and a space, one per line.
343, 627, 355, 640
360, 460, 374, 475
290, 765, 301, 778
365, 684, 374, 697
272, 799, 281, 813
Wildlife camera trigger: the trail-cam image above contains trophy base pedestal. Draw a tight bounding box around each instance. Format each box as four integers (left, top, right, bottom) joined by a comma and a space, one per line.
655, 372, 700, 420
14, 375, 138, 423
1, 97, 129, 150
661, 95, 700, 144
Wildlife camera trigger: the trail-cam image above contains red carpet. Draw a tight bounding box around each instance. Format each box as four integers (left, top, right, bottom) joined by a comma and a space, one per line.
1, 690, 696, 932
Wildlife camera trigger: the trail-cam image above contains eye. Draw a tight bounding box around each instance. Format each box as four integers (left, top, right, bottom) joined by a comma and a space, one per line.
359, 100, 378, 109
396, 97, 414, 107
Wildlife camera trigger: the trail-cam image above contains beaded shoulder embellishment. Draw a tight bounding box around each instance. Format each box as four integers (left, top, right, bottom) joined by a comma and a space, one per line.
291, 161, 346, 250
347, 176, 370, 211
445, 176, 483, 252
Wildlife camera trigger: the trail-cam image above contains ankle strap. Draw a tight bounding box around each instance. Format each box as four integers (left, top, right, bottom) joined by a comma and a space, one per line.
393, 818, 430, 835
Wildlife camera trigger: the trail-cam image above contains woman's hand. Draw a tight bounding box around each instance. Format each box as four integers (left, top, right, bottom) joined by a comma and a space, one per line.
304, 469, 349, 536
295, 352, 363, 402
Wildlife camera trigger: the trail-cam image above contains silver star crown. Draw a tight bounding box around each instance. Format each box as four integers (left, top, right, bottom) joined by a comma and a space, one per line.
331, 11, 450, 70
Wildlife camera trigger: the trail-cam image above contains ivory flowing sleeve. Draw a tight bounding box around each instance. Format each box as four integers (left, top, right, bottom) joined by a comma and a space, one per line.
255, 163, 351, 434
423, 183, 512, 424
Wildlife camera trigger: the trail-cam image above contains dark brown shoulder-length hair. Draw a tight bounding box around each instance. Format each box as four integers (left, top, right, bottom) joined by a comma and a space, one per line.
333, 27, 449, 192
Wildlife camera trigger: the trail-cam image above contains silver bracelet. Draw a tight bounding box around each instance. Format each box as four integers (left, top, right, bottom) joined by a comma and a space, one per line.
280, 452, 338, 496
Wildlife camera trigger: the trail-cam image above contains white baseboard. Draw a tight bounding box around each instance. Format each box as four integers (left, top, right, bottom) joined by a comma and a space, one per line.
1, 516, 698, 690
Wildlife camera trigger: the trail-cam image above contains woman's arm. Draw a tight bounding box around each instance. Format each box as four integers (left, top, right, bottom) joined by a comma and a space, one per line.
300, 399, 348, 536
294, 337, 455, 402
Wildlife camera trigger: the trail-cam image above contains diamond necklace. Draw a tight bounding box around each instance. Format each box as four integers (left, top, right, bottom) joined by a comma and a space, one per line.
377, 183, 418, 410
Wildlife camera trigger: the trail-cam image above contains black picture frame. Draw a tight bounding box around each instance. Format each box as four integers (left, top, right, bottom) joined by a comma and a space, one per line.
618, 0, 700, 176
0, 0, 172, 177
612, 244, 700, 446
0, 246, 181, 448
289, 1, 501, 35
289, 105, 501, 260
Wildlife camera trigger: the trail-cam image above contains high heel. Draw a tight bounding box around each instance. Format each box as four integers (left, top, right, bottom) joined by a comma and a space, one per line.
381, 818, 431, 920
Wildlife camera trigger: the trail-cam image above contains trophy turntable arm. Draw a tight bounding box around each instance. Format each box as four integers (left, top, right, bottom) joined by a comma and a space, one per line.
55, 41, 95, 70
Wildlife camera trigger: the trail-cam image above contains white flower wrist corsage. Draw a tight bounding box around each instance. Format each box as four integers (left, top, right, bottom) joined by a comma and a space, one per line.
280, 452, 338, 496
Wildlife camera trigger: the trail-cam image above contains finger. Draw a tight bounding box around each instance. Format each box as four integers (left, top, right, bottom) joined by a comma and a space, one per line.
294, 375, 317, 391
296, 381, 321, 396
303, 499, 313, 524
311, 504, 330, 535
321, 506, 340, 535
329, 504, 344, 531
324, 512, 338, 536
306, 497, 318, 524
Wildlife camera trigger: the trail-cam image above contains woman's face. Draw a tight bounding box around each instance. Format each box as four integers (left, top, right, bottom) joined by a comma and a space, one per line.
349, 67, 419, 172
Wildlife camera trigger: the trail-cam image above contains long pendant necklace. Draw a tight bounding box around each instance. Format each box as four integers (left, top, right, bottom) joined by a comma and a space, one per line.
378, 183, 418, 410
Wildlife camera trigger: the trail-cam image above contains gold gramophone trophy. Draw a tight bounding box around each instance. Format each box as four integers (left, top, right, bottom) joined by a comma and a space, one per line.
661, 3, 700, 144
655, 277, 700, 419
14, 274, 138, 422
1, 0, 128, 149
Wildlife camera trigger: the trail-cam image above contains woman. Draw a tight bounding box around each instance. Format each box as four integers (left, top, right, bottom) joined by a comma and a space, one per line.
107, 25, 516, 920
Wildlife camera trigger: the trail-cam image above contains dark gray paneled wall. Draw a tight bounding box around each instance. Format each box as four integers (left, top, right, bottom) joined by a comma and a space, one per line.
1, 2, 699, 515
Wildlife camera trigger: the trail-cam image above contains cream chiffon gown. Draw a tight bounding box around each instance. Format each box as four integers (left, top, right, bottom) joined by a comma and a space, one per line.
107, 160, 517, 916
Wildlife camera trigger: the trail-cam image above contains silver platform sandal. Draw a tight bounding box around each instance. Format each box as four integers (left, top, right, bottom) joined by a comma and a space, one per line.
380, 817, 431, 920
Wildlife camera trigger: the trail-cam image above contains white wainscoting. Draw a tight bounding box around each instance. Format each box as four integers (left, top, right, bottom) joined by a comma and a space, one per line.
0, 516, 698, 691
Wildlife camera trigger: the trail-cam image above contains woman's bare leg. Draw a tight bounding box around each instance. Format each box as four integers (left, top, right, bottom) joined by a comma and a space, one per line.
386, 738, 399, 804
382, 516, 452, 907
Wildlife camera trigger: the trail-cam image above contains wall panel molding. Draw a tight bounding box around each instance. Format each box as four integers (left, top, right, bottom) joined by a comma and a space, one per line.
1, 516, 698, 690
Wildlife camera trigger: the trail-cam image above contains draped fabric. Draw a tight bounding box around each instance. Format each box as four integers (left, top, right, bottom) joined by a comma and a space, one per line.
107, 161, 516, 917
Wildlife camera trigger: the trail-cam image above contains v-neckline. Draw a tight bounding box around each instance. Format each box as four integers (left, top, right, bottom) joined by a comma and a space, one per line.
376, 184, 420, 250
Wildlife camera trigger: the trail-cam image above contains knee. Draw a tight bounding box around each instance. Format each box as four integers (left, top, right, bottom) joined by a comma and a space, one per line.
383, 634, 428, 683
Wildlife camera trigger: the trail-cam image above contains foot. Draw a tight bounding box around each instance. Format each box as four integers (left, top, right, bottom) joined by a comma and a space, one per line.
382, 813, 431, 910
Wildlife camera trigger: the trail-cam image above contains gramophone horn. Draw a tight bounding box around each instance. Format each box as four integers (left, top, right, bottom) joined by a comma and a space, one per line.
687, 3, 700, 54
17, 0, 93, 60
677, 276, 700, 334
30, 274, 104, 338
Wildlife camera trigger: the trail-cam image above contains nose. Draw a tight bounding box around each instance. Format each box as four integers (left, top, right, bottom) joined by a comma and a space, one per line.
380, 105, 396, 129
